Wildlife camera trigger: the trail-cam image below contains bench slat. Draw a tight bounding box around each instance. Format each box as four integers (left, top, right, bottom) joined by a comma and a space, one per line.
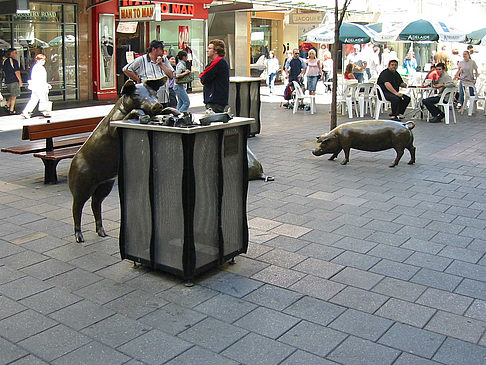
33, 146, 80, 160
22, 117, 103, 140
1, 136, 88, 155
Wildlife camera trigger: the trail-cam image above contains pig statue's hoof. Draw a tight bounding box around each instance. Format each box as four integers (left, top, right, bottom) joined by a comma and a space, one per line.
97, 227, 108, 237
75, 231, 84, 243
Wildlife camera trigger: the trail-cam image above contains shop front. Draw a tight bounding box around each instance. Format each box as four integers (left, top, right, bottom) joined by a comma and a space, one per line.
0, 1, 85, 102
116, 0, 211, 93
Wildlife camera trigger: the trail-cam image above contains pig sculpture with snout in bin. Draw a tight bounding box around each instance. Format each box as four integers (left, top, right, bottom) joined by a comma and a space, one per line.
68, 78, 167, 243
313, 120, 416, 167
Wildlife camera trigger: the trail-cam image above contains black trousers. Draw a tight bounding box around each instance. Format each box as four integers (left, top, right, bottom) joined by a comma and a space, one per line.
383, 91, 411, 116
422, 96, 441, 117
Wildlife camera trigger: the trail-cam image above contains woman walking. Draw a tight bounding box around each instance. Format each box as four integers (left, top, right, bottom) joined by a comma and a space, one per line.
264, 50, 280, 95
174, 51, 191, 112
22, 54, 51, 118
305, 49, 321, 96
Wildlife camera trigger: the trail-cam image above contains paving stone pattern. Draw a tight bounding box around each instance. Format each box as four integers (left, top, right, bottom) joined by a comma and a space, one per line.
0, 97, 485, 364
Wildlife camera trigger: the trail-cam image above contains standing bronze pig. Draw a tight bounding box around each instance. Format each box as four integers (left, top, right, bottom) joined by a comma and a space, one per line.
68, 78, 166, 243
313, 120, 416, 167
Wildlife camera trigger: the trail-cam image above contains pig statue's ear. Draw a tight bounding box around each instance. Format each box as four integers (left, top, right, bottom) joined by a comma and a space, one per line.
121, 80, 136, 96
316, 134, 328, 143
145, 76, 168, 92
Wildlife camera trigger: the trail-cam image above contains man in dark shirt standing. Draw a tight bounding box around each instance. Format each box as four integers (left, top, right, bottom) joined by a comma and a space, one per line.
284, 49, 306, 85
199, 39, 230, 113
3, 48, 23, 114
377, 59, 410, 120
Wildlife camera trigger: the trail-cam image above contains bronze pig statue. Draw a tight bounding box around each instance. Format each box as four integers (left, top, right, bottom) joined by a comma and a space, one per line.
247, 147, 274, 182
313, 120, 416, 167
68, 78, 166, 243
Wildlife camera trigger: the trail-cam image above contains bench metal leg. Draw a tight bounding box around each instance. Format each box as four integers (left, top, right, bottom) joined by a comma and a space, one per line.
41, 159, 60, 184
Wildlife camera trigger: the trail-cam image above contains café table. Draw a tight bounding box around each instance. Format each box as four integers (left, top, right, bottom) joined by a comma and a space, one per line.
403, 86, 436, 119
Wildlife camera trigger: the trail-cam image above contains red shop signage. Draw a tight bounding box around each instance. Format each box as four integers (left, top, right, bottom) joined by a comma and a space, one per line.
121, 1, 194, 16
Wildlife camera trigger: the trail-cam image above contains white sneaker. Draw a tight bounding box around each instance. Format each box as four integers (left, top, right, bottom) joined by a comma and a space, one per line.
21, 112, 30, 119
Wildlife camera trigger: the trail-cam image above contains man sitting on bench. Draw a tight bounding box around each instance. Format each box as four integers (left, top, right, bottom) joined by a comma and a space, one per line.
377, 59, 410, 120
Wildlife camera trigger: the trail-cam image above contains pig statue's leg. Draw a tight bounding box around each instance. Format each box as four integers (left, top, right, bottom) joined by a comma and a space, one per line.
91, 180, 115, 237
390, 147, 405, 167
407, 145, 416, 165
72, 193, 90, 243
328, 148, 342, 161
341, 148, 350, 165
123, 109, 145, 120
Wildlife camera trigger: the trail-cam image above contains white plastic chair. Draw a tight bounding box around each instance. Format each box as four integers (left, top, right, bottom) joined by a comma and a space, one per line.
462, 84, 477, 117
474, 77, 486, 116
292, 81, 315, 114
435, 87, 457, 124
372, 85, 392, 120
463, 77, 486, 116
336, 81, 358, 118
356, 83, 374, 117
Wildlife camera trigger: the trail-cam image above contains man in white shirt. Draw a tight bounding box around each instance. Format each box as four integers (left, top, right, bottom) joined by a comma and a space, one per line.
347, 45, 366, 83
123, 40, 174, 106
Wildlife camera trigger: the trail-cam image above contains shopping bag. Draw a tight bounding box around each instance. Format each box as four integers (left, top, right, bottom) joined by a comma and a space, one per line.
39, 101, 52, 113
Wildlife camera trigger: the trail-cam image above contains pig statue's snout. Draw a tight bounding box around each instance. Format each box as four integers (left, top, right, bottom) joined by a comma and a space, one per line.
312, 147, 323, 156
151, 103, 164, 115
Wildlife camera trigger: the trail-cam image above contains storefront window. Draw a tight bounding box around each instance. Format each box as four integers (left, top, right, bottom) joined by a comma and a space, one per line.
0, 2, 78, 101
250, 18, 272, 64
99, 14, 115, 90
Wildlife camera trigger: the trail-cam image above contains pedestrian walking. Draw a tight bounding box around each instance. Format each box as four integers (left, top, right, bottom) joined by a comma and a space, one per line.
22, 54, 52, 118
3, 48, 23, 115
174, 50, 191, 112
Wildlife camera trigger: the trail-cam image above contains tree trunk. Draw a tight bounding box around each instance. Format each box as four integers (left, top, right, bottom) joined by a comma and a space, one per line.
330, 0, 339, 130
330, 0, 351, 130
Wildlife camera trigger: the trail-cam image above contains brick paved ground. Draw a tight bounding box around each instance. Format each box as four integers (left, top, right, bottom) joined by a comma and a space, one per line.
0, 93, 485, 364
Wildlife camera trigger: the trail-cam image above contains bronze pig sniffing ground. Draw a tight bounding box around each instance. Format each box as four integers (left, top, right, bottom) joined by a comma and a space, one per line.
313, 120, 416, 167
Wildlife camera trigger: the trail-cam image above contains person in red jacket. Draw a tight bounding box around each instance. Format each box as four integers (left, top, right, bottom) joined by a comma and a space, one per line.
199, 39, 229, 113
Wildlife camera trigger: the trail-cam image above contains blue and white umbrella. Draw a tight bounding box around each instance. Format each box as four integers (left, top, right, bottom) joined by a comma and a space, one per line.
302, 23, 376, 44
375, 19, 465, 43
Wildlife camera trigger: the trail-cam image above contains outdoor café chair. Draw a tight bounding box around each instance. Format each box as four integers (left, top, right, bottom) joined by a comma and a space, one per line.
336, 81, 359, 118
356, 82, 374, 117
292, 81, 315, 114
372, 85, 392, 120
428, 87, 457, 124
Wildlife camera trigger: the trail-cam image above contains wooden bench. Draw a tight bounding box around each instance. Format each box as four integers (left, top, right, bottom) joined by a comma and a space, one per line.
1, 117, 103, 184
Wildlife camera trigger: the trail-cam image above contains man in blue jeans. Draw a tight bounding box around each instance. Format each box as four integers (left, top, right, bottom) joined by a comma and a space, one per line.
422, 63, 455, 123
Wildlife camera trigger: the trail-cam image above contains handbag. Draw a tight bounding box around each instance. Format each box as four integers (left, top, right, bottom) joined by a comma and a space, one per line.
176, 72, 194, 84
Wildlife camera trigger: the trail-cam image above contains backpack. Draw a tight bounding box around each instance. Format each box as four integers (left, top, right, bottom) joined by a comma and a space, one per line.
283, 83, 293, 100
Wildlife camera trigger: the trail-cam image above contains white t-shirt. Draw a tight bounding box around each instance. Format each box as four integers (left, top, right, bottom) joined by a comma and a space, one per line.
265, 57, 280, 75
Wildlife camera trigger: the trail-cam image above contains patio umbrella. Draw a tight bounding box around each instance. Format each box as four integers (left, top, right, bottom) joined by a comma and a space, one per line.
466, 28, 486, 45
302, 22, 376, 44
397, 19, 465, 42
